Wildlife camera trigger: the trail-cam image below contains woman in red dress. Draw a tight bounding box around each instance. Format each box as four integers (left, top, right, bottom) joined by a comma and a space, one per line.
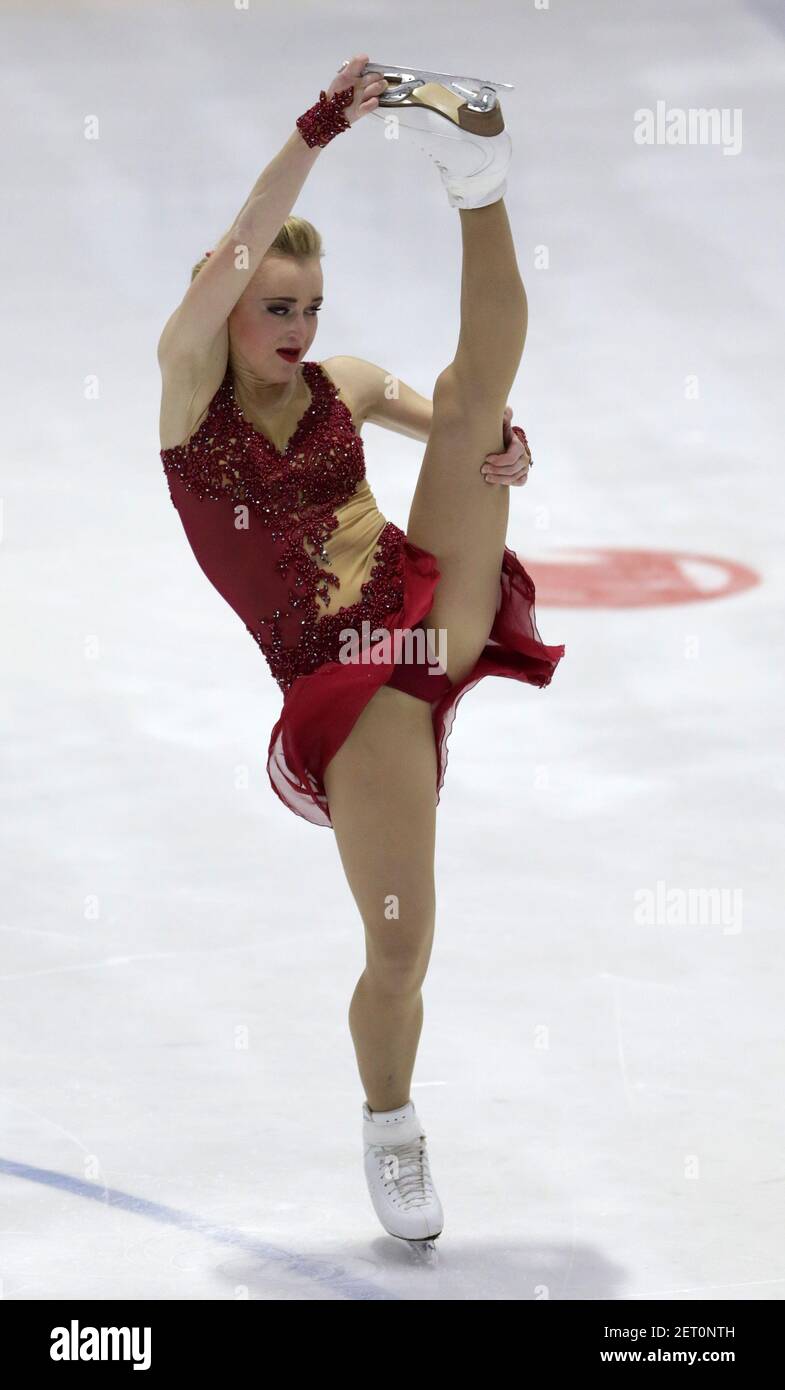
158, 54, 564, 1253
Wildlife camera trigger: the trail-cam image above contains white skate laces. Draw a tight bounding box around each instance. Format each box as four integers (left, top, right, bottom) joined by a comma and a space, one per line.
372, 1136, 435, 1210
362, 1099, 445, 1249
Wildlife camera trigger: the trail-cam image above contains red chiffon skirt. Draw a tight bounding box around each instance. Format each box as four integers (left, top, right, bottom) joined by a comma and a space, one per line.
267, 538, 565, 827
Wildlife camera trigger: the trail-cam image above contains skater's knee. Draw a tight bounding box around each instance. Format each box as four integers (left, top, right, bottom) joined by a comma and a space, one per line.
363, 905, 436, 998
364, 951, 431, 999
433, 364, 488, 412
432, 364, 508, 434
431, 368, 468, 427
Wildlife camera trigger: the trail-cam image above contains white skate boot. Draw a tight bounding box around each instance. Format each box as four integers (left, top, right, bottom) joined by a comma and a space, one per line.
362, 1098, 444, 1259
362, 61, 514, 209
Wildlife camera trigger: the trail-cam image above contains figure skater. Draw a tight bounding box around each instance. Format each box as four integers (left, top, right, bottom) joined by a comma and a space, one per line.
157, 53, 565, 1256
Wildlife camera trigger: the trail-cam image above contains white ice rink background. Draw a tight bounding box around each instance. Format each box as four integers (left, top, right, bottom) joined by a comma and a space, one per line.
1, 0, 783, 1299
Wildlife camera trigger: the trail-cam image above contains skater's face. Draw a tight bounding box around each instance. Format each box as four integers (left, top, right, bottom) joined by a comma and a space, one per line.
228, 253, 323, 378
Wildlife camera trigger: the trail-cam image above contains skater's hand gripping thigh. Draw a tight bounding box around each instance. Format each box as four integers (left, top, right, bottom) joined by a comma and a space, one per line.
326, 53, 388, 124
481, 406, 532, 487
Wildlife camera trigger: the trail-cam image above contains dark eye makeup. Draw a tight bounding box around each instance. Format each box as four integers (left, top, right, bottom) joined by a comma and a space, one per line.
267, 304, 322, 315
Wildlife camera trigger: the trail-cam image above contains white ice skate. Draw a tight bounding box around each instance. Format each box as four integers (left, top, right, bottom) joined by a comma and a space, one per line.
362, 61, 514, 209
362, 1098, 444, 1259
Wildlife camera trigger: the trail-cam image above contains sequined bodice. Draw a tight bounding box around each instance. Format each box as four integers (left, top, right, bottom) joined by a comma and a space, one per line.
162, 357, 365, 510
161, 360, 405, 692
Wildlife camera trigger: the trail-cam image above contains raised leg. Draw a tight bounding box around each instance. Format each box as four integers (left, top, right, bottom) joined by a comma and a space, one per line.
322, 684, 438, 1113
406, 199, 528, 684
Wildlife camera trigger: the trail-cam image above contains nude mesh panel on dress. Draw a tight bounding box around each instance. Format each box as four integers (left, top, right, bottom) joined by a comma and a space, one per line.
308, 477, 390, 620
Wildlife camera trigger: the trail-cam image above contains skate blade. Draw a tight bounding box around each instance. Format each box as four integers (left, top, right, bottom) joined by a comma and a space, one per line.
363, 61, 514, 91
406, 1238, 439, 1262
362, 61, 514, 113
395, 1233, 441, 1262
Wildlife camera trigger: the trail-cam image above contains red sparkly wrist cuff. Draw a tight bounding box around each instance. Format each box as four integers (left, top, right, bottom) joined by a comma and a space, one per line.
511, 424, 533, 465
296, 88, 353, 148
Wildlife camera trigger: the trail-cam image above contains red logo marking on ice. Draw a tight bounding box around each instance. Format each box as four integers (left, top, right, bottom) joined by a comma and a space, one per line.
521, 547, 759, 608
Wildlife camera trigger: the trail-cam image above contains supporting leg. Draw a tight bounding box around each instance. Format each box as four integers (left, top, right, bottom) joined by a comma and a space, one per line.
323, 685, 439, 1113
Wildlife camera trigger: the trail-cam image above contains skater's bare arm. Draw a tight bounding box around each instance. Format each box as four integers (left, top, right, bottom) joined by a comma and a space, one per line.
324, 355, 532, 484
323, 358, 433, 442
157, 136, 322, 363
157, 55, 387, 365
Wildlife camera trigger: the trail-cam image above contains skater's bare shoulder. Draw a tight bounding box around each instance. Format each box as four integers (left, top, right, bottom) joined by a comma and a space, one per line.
319, 356, 432, 443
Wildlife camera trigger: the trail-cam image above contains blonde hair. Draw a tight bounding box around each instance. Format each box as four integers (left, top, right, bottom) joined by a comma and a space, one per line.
190, 215, 323, 282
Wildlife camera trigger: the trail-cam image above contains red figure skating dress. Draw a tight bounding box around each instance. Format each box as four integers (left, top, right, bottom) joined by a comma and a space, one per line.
160, 358, 565, 827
